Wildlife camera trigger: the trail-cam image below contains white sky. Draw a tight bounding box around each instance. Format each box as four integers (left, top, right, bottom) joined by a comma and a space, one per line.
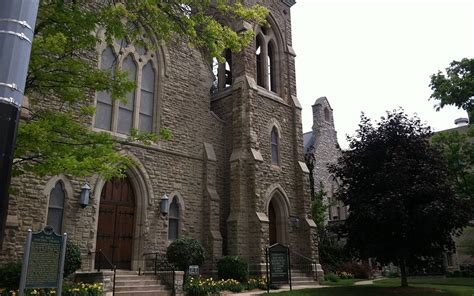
292, 0, 474, 148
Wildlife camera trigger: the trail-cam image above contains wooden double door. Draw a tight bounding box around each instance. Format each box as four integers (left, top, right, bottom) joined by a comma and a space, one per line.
96, 176, 135, 270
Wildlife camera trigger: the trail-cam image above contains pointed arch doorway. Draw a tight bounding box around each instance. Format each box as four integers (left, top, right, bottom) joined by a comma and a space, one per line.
268, 191, 289, 245
96, 176, 136, 270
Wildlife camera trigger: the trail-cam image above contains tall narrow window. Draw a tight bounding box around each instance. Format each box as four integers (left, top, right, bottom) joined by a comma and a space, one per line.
256, 35, 265, 87
211, 57, 219, 93
168, 197, 180, 240
47, 181, 65, 233
140, 62, 155, 132
271, 127, 279, 165
268, 42, 277, 92
118, 55, 136, 135
324, 107, 330, 122
224, 49, 232, 88
95, 47, 116, 131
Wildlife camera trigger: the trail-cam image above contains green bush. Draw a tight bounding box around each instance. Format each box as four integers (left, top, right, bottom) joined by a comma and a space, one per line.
217, 256, 248, 283
0, 261, 22, 290
64, 241, 82, 277
341, 262, 371, 279
324, 272, 340, 282
166, 238, 205, 271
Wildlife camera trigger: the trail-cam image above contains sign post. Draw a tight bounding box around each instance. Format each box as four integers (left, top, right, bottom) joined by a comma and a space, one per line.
266, 243, 292, 292
19, 226, 67, 296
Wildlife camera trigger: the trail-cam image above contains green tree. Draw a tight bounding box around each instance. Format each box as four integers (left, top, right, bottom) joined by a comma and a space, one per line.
15, 0, 267, 178
430, 58, 474, 121
166, 237, 206, 272
430, 58, 474, 218
329, 110, 470, 287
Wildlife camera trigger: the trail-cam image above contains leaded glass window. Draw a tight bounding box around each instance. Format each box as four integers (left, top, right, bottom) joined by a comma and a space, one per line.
168, 197, 180, 240
47, 181, 65, 233
271, 127, 279, 165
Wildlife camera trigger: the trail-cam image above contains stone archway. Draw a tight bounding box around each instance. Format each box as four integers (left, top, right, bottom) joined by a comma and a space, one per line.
267, 189, 290, 245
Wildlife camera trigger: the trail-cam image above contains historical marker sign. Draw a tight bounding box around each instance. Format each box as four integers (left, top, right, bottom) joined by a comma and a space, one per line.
266, 243, 292, 292
19, 227, 67, 296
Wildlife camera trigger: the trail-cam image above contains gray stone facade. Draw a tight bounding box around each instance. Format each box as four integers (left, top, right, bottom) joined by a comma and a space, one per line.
1, 0, 319, 279
304, 97, 346, 223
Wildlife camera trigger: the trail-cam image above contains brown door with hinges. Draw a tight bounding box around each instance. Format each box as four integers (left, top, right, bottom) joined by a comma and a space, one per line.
96, 176, 135, 270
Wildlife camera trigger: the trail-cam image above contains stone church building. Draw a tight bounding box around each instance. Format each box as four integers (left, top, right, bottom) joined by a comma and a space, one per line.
304, 97, 347, 224
1, 0, 321, 280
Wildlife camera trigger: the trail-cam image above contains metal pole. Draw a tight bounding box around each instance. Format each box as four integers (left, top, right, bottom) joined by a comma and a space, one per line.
0, 0, 40, 248
57, 233, 68, 296
19, 229, 32, 296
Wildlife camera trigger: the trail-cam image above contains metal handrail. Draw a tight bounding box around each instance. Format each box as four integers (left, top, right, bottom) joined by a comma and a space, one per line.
89, 250, 117, 296
142, 251, 176, 294
289, 249, 314, 277
289, 250, 315, 264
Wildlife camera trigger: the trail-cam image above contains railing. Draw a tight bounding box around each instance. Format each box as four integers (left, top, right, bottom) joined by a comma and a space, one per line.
289, 250, 314, 277
89, 250, 117, 296
142, 251, 176, 294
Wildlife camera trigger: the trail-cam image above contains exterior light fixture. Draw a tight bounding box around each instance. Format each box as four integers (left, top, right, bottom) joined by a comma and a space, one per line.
79, 183, 91, 208
160, 193, 169, 215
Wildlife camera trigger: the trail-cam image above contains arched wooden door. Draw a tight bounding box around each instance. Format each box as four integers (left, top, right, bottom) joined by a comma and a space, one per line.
96, 176, 135, 270
269, 200, 277, 245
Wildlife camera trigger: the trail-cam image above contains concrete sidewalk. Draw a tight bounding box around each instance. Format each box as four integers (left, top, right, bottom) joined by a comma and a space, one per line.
231, 284, 328, 296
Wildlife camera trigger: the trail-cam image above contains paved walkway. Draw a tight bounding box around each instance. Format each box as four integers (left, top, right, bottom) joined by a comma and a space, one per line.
354, 278, 386, 286
231, 284, 328, 296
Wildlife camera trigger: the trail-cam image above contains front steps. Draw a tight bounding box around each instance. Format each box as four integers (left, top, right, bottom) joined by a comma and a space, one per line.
112, 270, 172, 296
290, 270, 318, 286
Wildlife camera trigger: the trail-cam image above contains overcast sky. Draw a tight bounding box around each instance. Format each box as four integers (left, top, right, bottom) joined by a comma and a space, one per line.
292, 0, 474, 148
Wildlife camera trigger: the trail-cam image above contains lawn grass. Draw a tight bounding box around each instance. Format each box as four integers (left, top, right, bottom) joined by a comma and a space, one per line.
321, 278, 362, 286
272, 277, 474, 296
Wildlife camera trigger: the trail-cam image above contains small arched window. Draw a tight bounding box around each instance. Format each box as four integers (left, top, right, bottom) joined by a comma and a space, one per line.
168, 197, 180, 240
47, 181, 66, 233
268, 42, 277, 92
324, 107, 330, 122
271, 127, 280, 165
256, 35, 265, 87
211, 49, 233, 94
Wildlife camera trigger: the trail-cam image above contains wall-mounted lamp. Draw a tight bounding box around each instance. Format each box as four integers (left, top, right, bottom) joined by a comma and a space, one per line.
79, 183, 91, 208
160, 193, 169, 215
290, 215, 300, 229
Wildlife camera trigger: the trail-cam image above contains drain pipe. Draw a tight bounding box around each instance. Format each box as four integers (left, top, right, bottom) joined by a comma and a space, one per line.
0, 0, 39, 247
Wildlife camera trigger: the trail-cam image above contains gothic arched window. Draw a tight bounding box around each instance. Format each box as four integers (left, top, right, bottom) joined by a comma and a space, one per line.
255, 24, 279, 93
271, 126, 280, 165
47, 181, 66, 233
211, 49, 233, 94
95, 40, 158, 135
168, 196, 180, 240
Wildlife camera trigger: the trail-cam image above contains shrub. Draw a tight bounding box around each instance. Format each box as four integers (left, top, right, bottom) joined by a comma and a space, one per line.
64, 241, 82, 277
0, 261, 22, 290
341, 262, 371, 279
217, 256, 248, 283
324, 272, 340, 282
336, 271, 354, 279
166, 238, 205, 271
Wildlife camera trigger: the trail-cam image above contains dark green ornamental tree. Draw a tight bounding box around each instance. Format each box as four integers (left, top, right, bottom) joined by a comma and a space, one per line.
329, 110, 470, 287
14, 0, 268, 179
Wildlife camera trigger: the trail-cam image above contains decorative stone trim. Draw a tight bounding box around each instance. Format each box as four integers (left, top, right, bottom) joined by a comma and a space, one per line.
251, 148, 264, 162
256, 212, 269, 223
299, 161, 309, 174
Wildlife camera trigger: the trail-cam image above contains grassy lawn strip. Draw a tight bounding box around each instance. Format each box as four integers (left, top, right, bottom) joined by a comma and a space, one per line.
273, 277, 474, 296
321, 279, 364, 286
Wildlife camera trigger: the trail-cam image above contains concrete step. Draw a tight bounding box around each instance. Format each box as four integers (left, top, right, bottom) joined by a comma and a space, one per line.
115, 275, 159, 281
115, 280, 162, 287
115, 291, 172, 296
114, 285, 168, 293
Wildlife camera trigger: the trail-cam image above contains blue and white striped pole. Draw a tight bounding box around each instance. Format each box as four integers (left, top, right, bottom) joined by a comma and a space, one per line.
0, 0, 39, 247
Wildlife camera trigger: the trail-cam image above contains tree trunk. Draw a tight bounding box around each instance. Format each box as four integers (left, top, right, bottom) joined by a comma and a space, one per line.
399, 259, 408, 287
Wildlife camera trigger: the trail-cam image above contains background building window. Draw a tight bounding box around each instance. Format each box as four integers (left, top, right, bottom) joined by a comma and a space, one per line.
47, 181, 65, 233
168, 197, 180, 240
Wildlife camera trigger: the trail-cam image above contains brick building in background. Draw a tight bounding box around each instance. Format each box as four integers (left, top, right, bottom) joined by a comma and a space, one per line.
1, 0, 322, 282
